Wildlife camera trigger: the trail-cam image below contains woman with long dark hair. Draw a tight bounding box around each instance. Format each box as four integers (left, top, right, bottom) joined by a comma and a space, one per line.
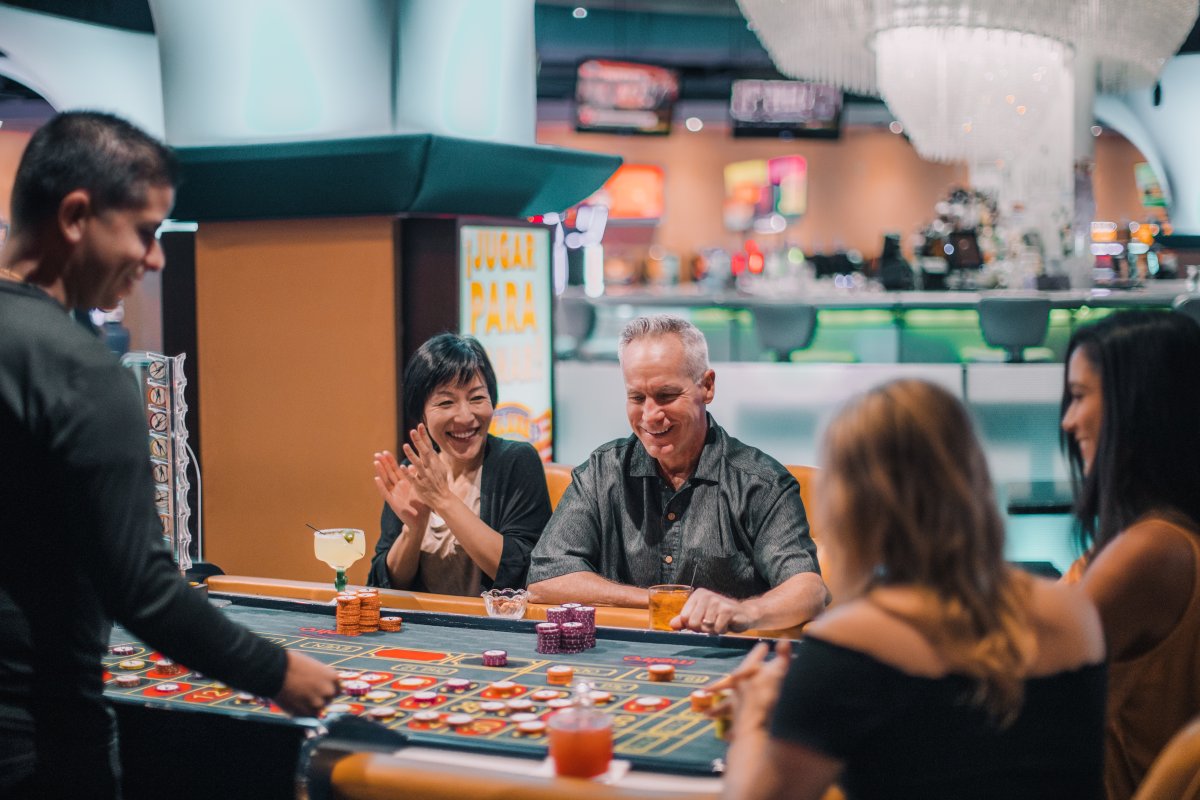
1060, 310, 1200, 800
719, 380, 1105, 800
367, 333, 551, 595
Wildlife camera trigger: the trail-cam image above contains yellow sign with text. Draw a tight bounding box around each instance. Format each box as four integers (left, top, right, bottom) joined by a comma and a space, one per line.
459, 225, 553, 461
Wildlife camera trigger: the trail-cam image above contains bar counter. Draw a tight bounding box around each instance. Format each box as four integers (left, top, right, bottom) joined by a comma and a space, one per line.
571, 282, 1189, 313
561, 282, 1191, 364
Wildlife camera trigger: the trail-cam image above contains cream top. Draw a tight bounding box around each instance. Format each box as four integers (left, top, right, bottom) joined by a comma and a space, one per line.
415, 468, 484, 597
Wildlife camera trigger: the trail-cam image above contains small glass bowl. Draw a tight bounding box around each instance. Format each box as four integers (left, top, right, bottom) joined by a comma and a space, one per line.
481, 588, 529, 620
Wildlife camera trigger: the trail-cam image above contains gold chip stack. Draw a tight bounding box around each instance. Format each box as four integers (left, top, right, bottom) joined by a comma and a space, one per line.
335, 593, 361, 635
379, 615, 403, 632
711, 689, 732, 740
357, 590, 381, 632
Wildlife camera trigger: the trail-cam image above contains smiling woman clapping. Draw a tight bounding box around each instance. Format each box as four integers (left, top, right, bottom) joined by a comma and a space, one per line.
367, 334, 551, 596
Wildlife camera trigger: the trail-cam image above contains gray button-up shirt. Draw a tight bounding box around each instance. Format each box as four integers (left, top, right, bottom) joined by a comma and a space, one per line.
528, 415, 818, 598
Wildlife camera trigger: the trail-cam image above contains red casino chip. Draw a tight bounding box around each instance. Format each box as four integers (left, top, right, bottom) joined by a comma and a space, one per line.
623, 695, 671, 713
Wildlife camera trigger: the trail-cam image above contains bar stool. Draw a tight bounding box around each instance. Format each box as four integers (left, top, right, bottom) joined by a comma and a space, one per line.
543, 462, 574, 511
752, 304, 818, 362
1173, 294, 1200, 326
976, 296, 1053, 363
555, 296, 597, 360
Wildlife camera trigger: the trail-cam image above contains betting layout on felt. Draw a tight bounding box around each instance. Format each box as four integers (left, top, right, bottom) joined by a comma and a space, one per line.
101, 599, 749, 775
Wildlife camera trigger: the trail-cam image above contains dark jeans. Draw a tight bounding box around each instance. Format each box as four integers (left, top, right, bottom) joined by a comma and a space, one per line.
0, 733, 122, 800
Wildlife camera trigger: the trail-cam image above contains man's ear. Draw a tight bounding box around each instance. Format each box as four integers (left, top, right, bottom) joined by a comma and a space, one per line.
700, 369, 716, 404
58, 189, 91, 244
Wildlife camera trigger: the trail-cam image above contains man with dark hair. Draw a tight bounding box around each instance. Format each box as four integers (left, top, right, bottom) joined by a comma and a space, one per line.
0, 111, 338, 799
528, 314, 827, 633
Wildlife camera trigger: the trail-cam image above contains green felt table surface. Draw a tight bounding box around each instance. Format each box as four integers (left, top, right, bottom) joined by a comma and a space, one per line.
105, 593, 764, 776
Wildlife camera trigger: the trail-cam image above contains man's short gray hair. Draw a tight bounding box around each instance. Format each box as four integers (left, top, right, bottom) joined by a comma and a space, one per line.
617, 314, 710, 381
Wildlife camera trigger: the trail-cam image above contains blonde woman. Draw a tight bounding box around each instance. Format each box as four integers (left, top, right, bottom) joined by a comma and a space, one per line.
720, 380, 1106, 800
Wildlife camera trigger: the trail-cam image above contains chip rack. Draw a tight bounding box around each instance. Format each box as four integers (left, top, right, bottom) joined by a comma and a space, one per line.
121, 351, 193, 571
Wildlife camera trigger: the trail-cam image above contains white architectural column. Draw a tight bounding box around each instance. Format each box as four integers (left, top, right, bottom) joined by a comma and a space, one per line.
148, 0, 537, 148
148, 0, 395, 146
393, 0, 537, 145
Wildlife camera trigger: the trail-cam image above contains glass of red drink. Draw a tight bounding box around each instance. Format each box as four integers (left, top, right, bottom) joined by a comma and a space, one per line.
548, 707, 613, 779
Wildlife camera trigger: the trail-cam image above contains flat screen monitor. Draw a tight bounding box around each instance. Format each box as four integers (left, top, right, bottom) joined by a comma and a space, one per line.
575, 60, 679, 135
730, 79, 842, 139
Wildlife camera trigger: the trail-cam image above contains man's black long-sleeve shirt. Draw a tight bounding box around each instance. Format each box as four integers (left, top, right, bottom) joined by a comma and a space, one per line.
0, 281, 287, 790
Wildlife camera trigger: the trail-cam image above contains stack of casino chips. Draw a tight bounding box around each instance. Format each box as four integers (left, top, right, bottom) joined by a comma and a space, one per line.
379, 615, 402, 632
545, 606, 572, 626
559, 621, 587, 653
576, 606, 597, 648
537, 605, 597, 654
482, 649, 508, 667
357, 590, 381, 632
335, 593, 361, 635
535, 622, 561, 654
155, 658, 183, 677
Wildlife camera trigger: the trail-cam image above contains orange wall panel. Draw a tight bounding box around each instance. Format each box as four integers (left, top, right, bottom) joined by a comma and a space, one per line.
0, 130, 31, 223
195, 217, 396, 585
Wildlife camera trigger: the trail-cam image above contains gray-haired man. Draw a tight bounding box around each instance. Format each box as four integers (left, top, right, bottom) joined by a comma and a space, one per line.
528, 314, 826, 632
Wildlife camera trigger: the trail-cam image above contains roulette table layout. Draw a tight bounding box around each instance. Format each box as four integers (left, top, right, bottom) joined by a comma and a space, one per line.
104, 582, 776, 799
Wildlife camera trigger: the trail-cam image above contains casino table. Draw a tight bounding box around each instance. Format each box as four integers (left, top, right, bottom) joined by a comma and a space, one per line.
105, 577, 802, 800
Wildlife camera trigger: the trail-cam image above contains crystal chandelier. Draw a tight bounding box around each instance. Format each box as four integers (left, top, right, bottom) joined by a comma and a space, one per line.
738, 0, 1198, 162
873, 26, 1072, 162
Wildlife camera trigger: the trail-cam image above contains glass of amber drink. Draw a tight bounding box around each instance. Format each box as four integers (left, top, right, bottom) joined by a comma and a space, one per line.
548, 707, 613, 778
648, 584, 693, 631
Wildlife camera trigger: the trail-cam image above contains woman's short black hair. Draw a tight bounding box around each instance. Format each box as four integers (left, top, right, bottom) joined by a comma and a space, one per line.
403, 333, 498, 430
1062, 310, 1200, 554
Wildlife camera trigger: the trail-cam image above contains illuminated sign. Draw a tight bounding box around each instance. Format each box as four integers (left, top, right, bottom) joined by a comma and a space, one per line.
569, 163, 665, 225
723, 157, 807, 231
575, 60, 679, 135
730, 80, 842, 139
459, 225, 553, 461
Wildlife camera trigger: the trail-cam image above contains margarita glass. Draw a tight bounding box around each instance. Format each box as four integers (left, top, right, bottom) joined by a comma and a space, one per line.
313, 528, 365, 592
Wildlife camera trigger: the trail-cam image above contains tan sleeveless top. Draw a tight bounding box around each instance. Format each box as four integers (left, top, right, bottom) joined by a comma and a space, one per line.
414, 470, 484, 597
1103, 521, 1200, 800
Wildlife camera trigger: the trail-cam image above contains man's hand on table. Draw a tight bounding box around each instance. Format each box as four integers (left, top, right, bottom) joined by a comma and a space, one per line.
274, 651, 339, 717
671, 588, 760, 634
